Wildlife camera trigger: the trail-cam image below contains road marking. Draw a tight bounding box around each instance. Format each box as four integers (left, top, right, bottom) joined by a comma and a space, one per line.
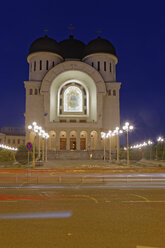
40, 192, 49, 197
67, 233, 72, 236
131, 194, 150, 202
0, 212, 72, 219
75, 194, 98, 203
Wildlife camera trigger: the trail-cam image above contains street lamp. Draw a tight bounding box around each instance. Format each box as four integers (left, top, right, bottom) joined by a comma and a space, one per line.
123, 122, 134, 166
45, 133, 49, 162
113, 127, 123, 163
101, 132, 106, 161
157, 136, 164, 160
0, 144, 18, 151
148, 140, 153, 160
107, 131, 112, 162
28, 122, 49, 167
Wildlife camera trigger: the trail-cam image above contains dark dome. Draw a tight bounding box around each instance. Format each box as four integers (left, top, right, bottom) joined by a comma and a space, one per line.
83, 36, 117, 57
28, 35, 63, 57
60, 35, 85, 59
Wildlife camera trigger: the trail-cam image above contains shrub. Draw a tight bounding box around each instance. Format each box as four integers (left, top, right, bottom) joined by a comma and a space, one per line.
15, 144, 36, 164
0, 149, 15, 163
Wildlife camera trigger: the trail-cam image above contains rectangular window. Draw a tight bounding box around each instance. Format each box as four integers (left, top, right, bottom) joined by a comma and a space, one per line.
108, 90, 111, 96
70, 120, 76, 123
35, 89, 38, 95
46, 60, 49, 70
60, 119, 66, 123
113, 90, 116, 96
110, 63, 112, 72
34, 61, 36, 71
52, 61, 55, 67
104, 61, 106, 71
91, 62, 94, 67
98, 61, 100, 71
29, 89, 33, 95
79, 120, 86, 123
18, 139, 20, 144
40, 60, 42, 70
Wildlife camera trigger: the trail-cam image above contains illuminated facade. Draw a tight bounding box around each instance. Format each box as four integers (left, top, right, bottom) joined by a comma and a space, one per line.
24, 34, 121, 158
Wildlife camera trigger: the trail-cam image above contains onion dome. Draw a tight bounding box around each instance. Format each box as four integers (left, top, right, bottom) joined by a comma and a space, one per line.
83, 36, 117, 57
60, 35, 85, 59
28, 35, 63, 57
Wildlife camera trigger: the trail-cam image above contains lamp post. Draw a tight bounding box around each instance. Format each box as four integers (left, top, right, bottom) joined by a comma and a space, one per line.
101, 132, 106, 161
148, 140, 153, 160
123, 122, 134, 166
28, 122, 49, 167
108, 131, 112, 162
42, 137, 45, 161
45, 134, 49, 162
157, 137, 164, 160
113, 127, 123, 163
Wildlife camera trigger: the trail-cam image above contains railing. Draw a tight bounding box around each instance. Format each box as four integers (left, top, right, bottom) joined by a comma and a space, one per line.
0, 175, 165, 185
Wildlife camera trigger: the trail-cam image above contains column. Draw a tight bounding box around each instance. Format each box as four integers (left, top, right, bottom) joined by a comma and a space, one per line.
66, 130, 70, 150
48, 135, 52, 150
56, 131, 60, 151
86, 131, 91, 151
42, 138, 45, 161
77, 130, 80, 150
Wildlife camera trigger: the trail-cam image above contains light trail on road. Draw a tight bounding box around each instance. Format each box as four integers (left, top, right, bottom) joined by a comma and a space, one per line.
0, 212, 72, 219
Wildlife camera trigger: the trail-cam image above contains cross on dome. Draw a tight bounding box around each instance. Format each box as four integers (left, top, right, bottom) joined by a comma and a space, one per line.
97, 29, 102, 37
68, 24, 75, 36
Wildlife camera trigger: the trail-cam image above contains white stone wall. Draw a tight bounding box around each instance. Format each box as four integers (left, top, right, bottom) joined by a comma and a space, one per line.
24, 81, 44, 129
0, 133, 25, 147
103, 82, 121, 130
27, 52, 63, 81
83, 53, 118, 82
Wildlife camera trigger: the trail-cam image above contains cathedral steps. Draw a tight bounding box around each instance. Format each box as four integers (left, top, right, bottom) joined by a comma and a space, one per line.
47, 150, 110, 160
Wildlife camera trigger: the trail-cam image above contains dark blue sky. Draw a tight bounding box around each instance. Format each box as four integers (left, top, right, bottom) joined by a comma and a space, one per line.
0, 0, 164, 143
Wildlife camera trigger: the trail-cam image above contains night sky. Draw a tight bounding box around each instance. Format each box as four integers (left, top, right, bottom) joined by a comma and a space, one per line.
0, 0, 164, 143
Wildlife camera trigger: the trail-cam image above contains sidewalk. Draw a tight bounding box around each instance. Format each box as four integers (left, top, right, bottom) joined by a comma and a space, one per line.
37, 159, 165, 170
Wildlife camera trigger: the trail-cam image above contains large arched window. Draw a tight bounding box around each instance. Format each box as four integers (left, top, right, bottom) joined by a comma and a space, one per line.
64, 86, 82, 112
58, 81, 87, 116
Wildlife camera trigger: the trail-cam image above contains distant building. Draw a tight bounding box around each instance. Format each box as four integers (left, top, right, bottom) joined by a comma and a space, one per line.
25, 33, 121, 158
1, 127, 25, 136
0, 127, 25, 148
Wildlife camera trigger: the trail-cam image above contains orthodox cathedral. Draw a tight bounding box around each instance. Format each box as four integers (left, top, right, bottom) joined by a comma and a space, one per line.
25, 32, 121, 158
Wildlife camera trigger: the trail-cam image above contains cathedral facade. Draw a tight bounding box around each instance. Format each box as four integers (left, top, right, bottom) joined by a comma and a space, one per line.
25, 34, 121, 156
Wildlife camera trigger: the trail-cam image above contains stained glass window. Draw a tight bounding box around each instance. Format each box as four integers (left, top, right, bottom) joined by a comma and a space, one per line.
64, 86, 82, 112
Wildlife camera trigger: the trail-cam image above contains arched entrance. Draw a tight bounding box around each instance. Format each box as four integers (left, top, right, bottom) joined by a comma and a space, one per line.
60, 131, 66, 150
70, 131, 77, 150
80, 131, 87, 150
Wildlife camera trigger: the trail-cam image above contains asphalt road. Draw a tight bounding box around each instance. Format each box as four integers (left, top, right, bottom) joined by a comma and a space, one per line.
0, 185, 165, 248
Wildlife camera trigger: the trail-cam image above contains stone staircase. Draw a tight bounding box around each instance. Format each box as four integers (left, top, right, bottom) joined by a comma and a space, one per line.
48, 150, 109, 160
